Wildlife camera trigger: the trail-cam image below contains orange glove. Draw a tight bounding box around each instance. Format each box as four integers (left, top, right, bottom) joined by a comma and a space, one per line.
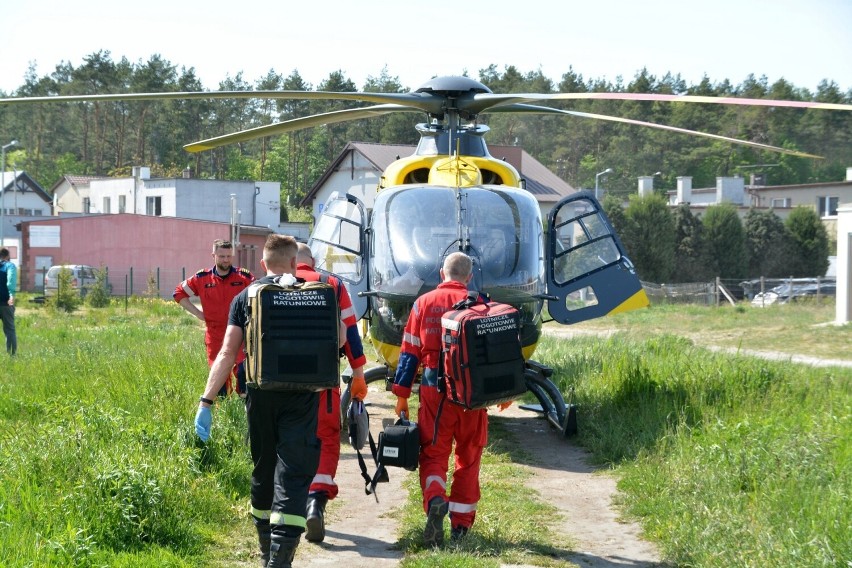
350, 376, 368, 401
497, 401, 513, 412
395, 396, 409, 419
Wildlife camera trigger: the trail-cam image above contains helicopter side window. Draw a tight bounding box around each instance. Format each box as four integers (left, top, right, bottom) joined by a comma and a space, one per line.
552, 213, 621, 284
311, 199, 363, 281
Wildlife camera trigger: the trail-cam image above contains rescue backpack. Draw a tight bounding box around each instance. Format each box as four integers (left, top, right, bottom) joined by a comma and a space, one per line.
244, 277, 340, 391
440, 295, 527, 409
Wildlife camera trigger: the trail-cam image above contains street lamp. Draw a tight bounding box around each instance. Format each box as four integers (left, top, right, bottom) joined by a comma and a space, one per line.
594, 167, 612, 200
1, 140, 19, 246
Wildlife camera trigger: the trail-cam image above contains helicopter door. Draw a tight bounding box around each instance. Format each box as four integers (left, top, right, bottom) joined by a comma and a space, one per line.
545, 191, 649, 325
308, 192, 369, 321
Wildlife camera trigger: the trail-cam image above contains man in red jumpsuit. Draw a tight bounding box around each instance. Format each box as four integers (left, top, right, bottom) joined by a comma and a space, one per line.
174, 239, 255, 396
392, 251, 488, 546
295, 243, 368, 543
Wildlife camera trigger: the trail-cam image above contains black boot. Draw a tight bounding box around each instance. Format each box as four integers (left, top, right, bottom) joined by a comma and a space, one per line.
253, 517, 271, 567
423, 496, 449, 547
267, 535, 299, 568
305, 492, 328, 543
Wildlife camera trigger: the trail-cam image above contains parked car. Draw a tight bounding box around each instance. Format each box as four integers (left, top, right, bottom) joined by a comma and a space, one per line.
44, 264, 98, 297
750, 279, 836, 307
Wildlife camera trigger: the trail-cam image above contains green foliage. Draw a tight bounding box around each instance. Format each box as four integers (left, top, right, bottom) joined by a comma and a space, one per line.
622, 193, 676, 282
672, 203, 712, 282
702, 202, 747, 278
601, 193, 630, 239
3, 56, 850, 204
49, 266, 82, 313
743, 208, 794, 278
283, 205, 314, 224
784, 207, 831, 277
86, 266, 112, 308
0, 301, 243, 566
534, 330, 851, 567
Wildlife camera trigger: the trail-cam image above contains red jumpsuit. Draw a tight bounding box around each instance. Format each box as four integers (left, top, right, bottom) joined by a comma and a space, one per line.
174, 265, 255, 394
392, 280, 488, 531
297, 262, 367, 500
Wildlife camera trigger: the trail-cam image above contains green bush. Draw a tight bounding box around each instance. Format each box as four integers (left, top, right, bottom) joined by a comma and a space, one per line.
49, 266, 82, 313
86, 266, 111, 308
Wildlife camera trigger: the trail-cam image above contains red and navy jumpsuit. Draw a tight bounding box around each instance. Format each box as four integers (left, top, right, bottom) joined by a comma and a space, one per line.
392, 280, 488, 532
297, 263, 367, 500
174, 265, 255, 395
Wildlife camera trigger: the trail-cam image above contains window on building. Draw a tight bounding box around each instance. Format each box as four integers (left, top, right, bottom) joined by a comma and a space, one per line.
817, 196, 839, 217
118, 195, 126, 213
770, 197, 791, 208
103, 196, 111, 214
83, 197, 91, 214
146, 196, 162, 216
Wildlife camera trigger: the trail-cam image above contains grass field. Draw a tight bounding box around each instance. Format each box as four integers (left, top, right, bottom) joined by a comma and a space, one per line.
0, 295, 848, 567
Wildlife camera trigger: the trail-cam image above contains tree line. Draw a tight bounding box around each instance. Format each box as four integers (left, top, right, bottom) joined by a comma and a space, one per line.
1, 51, 850, 211
602, 193, 831, 283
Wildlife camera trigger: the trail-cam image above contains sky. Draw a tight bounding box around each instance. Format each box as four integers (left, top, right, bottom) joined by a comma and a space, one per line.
1, 0, 850, 96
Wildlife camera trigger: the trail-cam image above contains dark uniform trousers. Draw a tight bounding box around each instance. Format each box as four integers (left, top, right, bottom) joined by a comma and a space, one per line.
246, 386, 321, 539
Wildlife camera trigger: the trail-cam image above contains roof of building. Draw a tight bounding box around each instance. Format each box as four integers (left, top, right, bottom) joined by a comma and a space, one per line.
49, 174, 109, 194
1, 171, 52, 203
300, 141, 575, 206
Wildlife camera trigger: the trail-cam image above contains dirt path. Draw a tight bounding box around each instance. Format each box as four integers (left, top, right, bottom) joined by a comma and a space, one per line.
295, 383, 662, 568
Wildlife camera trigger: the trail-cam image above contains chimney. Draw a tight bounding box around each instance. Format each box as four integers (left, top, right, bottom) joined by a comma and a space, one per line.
716, 176, 745, 204
637, 176, 655, 197
131, 166, 151, 180
676, 176, 692, 204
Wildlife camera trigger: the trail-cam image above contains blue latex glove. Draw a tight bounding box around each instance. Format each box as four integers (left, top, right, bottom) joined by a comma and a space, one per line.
195, 405, 212, 442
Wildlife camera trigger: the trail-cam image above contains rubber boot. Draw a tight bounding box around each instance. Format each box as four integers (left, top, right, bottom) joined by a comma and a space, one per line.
267, 535, 299, 568
253, 517, 271, 567
305, 492, 328, 543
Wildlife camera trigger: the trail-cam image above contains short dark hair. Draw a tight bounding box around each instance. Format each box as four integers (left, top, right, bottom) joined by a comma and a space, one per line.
0, 248, 9, 260
212, 239, 233, 252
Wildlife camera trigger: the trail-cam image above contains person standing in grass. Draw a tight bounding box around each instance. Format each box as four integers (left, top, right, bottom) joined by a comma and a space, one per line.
391, 252, 488, 546
0, 248, 16, 355
195, 234, 339, 568
174, 239, 254, 396
294, 243, 368, 543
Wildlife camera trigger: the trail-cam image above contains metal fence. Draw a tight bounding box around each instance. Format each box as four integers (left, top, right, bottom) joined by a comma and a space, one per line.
641, 277, 837, 307
34, 266, 193, 300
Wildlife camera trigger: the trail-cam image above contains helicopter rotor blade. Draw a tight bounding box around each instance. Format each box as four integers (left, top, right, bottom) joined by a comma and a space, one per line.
471, 92, 852, 113
0, 89, 449, 114
488, 103, 824, 159
183, 104, 420, 152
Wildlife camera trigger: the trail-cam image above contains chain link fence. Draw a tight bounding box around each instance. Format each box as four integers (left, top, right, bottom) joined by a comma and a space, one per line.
641, 277, 837, 307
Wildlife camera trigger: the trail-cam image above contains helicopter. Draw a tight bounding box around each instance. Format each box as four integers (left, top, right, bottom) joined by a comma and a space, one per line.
3, 75, 850, 435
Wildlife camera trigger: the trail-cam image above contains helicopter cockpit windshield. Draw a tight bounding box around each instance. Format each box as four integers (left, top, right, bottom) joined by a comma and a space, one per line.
368, 184, 545, 362
370, 185, 543, 298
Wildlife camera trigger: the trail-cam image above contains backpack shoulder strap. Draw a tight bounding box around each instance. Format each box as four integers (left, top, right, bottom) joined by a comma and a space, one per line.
451, 290, 489, 311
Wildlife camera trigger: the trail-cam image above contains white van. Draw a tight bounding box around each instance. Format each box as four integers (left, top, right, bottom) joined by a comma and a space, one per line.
44, 264, 97, 297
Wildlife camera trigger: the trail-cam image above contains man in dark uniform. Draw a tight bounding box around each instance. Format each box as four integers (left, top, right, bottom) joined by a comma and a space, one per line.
195, 234, 336, 568
295, 243, 368, 542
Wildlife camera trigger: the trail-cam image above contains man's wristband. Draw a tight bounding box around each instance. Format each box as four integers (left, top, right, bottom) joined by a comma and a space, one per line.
199, 396, 214, 405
